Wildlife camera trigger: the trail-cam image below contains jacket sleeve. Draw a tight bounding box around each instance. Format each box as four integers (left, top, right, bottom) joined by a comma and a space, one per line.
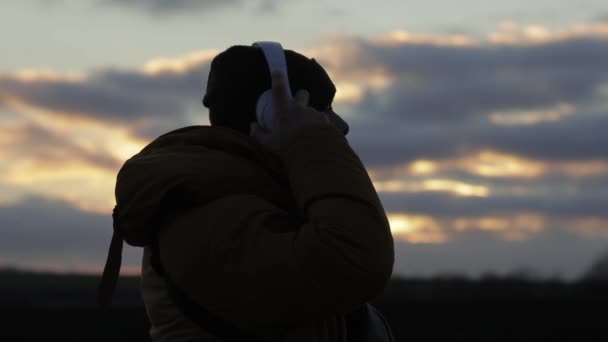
157, 124, 395, 332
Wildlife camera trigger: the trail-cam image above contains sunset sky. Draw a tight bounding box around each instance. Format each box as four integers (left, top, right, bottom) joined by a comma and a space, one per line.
1, 0, 607, 280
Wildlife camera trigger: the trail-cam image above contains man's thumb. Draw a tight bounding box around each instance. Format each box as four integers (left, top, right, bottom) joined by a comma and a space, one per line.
250, 122, 265, 137
250, 122, 269, 143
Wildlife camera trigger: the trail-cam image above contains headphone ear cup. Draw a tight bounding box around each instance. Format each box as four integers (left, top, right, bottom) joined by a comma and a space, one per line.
256, 90, 276, 131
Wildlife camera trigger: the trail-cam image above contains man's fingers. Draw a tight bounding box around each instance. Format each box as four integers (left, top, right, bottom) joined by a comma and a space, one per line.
249, 122, 258, 136
250, 122, 269, 135
271, 71, 290, 122
295, 89, 310, 107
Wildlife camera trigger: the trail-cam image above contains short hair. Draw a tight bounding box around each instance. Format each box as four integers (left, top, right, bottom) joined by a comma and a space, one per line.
202, 45, 336, 135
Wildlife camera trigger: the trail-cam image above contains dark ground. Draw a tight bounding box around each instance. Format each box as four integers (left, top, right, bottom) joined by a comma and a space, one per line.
0, 269, 606, 341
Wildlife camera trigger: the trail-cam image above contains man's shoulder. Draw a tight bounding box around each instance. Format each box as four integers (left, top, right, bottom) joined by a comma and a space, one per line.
155, 125, 210, 140
139, 125, 249, 153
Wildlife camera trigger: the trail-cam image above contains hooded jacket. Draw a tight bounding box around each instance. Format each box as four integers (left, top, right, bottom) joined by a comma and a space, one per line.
114, 123, 395, 341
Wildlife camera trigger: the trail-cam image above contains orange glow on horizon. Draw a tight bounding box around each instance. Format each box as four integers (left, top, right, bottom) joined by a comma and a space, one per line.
0, 262, 142, 276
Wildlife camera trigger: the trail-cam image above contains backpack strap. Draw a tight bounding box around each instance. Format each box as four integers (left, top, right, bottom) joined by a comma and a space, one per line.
97, 206, 124, 307
367, 304, 396, 341
344, 304, 396, 342
148, 237, 268, 342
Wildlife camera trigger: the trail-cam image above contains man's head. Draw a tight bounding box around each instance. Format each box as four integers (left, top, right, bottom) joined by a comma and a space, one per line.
202, 45, 348, 136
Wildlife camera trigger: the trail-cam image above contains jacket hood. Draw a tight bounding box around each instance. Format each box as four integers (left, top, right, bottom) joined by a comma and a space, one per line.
99, 124, 291, 306
114, 125, 289, 245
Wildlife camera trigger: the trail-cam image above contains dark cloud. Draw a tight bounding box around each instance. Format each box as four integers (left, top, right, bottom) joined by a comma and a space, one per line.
379, 190, 608, 220
436, 168, 608, 199
0, 195, 604, 280
474, 114, 608, 161
329, 36, 608, 167
0, 196, 141, 270
348, 112, 608, 168
98, 0, 239, 15
594, 13, 608, 23
0, 62, 211, 138
335, 37, 608, 123
6, 122, 122, 170
1, 33, 607, 164
393, 230, 608, 280
97, 0, 287, 16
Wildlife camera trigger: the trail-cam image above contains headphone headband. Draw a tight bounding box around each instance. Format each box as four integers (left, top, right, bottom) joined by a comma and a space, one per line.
252, 41, 293, 99
252, 41, 294, 130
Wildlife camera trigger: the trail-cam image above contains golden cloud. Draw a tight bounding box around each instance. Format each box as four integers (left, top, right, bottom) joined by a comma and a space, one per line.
371, 30, 478, 47
301, 39, 397, 103
369, 151, 545, 181
461, 151, 608, 179
564, 217, 608, 239
463, 150, 546, 178
369, 22, 608, 47
298, 22, 608, 108
373, 178, 490, 197
332, 81, 364, 103
489, 21, 608, 45
2, 26, 607, 226
10, 68, 85, 82
3, 158, 117, 214
387, 213, 447, 243
388, 212, 552, 243
452, 213, 545, 241
143, 49, 219, 75
409, 160, 438, 175
489, 103, 576, 126
370, 147, 608, 183
0, 108, 149, 214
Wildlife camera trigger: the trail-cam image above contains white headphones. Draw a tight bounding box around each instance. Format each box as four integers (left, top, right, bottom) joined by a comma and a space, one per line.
252, 41, 293, 131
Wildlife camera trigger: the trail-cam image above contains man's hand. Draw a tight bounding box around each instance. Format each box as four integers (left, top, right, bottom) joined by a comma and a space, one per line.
250, 71, 334, 154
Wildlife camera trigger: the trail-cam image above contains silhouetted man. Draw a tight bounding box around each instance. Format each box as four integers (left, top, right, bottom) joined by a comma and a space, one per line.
106, 44, 394, 341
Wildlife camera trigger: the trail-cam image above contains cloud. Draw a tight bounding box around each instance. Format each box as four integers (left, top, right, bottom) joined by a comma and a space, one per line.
488, 103, 575, 126
380, 190, 608, 220
0, 195, 141, 273
322, 35, 608, 124
2, 121, 121, 170
0, 110, 145, 213
0, 53, 214, 139
393, 230, 608, 280
381, 181, 608, 245
0, 66, 204, 123
99, 0, 238, 14
3, 22, 608, 146
96, 0, 286, 16
369, 150, 608, 183
0, 195, 604, 280
595, 13, 608, 23
1, 23, 607, 253
347, 111, 608, 168
306, 24, 608, 171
